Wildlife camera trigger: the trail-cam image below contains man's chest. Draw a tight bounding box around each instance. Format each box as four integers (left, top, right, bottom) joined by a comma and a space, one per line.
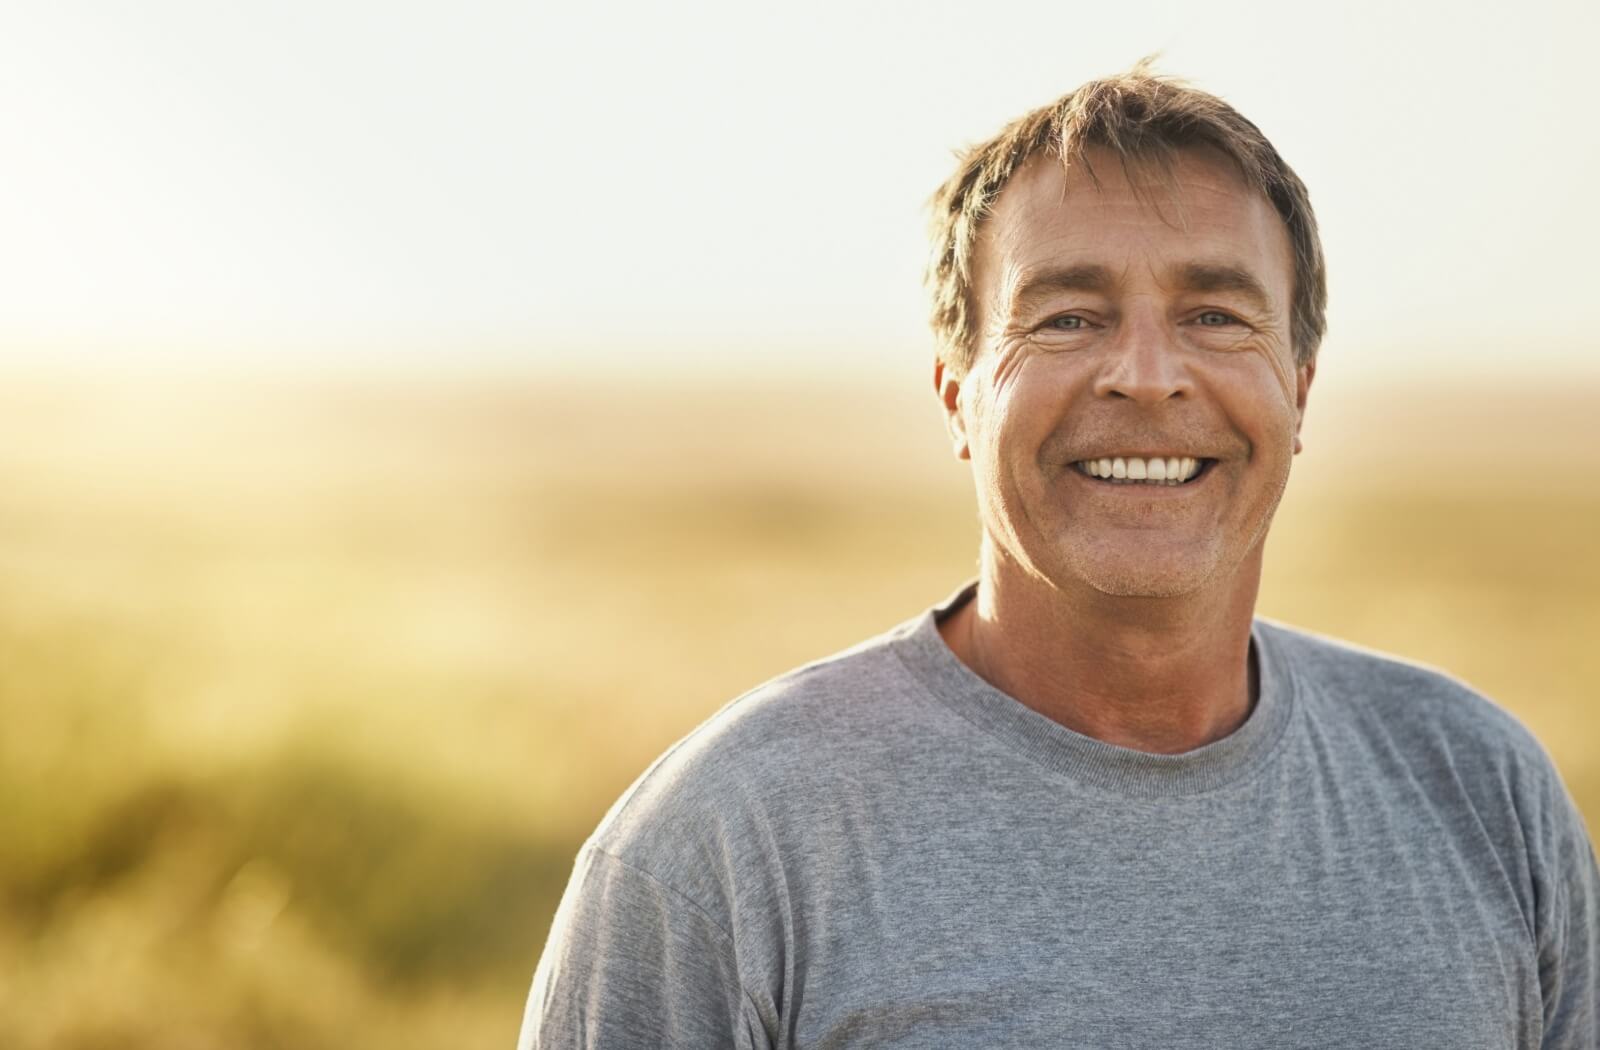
771, 801, 1539, 1049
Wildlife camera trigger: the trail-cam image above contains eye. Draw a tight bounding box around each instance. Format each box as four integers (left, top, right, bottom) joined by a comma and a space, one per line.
1044, 314, 1089, 331
1195, 310, 1241, 326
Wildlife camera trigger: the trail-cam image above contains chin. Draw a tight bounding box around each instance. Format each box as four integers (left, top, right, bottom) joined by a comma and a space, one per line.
1057, 545, 1225, 600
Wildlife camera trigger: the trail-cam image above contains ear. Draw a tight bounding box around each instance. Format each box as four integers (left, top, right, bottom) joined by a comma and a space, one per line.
933, 358, 971, 461
1292, 359, 1315, 455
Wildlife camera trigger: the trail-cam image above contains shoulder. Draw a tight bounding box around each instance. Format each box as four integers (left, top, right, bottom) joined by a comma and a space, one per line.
1257, 618, 1565, 812
582, 615, 926, 900
1260, 619, 1539, 746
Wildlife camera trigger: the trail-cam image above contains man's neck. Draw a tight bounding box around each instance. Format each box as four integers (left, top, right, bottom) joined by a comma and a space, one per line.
936, 546, 1262, 755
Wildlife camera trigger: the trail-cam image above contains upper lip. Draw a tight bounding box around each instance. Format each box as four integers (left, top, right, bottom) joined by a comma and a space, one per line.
1071, 452, 1214, 461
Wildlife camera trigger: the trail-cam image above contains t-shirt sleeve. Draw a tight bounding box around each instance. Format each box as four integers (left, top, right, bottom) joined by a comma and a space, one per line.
1534, 768, 1600, 1048
518, 844, 773, 1050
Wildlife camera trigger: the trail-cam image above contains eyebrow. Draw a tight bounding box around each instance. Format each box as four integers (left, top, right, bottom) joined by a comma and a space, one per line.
1005, 264, 1116, 317
1004, 260, 1276, 317
1174, 262, 1275, 314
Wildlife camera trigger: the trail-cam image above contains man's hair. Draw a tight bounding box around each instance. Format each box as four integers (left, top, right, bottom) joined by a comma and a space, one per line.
925, 59, 1327, 376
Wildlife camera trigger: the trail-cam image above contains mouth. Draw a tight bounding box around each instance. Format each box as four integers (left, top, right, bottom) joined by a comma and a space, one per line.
1071, 455, 1216, 486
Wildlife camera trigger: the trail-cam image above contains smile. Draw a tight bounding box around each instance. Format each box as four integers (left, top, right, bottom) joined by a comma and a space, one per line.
1071, 456, 1212, 486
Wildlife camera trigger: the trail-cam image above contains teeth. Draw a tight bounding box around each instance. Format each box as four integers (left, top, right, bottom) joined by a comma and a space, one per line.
1074, 456, 1207, 485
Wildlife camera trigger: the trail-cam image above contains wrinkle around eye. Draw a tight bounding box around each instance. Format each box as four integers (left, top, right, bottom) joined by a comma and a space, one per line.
1184, 326, 1256, 351
989, 333, 1044, 392
1183, 312, 1264, 352
1192, 329, 1299, 407
1021, 316, 1100, 352
1022, 332, 1096, 356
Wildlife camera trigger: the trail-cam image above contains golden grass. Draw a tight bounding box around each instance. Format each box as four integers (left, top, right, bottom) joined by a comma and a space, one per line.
0, 368, 1594, 1047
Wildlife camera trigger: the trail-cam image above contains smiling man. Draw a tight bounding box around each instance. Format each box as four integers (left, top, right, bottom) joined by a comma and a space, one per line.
521, 67, 1599, 1049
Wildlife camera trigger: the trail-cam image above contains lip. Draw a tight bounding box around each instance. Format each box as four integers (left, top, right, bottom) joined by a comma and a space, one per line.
1076, 452, 1210, 461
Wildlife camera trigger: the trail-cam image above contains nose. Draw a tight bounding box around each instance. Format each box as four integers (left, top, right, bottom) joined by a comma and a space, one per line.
1091, 312, 1193, 404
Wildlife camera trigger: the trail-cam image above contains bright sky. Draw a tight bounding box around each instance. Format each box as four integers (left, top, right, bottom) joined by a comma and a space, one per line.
2, 0, 1595, 381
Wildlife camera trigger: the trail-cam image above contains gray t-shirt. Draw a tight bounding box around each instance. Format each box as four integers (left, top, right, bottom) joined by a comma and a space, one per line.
520, 582, 1599, 1048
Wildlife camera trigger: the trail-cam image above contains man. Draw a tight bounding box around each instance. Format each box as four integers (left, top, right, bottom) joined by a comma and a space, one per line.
521, 66, 1599, 1048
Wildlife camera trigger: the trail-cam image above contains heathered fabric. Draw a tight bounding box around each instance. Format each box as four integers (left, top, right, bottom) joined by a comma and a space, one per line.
521, 582, 1600, 1049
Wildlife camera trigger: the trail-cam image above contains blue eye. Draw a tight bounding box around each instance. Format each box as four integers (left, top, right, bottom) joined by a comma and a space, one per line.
1047, 315, 1087, 330
1197, 311, 1238, 326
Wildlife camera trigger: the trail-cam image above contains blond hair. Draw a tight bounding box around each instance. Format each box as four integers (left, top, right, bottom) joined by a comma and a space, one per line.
925, 59, 1327, 375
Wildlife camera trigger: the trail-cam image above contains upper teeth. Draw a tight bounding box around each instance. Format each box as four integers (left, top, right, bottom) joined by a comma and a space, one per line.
1074, 456, 1203, 484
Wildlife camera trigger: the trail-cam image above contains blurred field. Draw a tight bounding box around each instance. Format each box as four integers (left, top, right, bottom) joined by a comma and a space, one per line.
0, 366, 1595, 1048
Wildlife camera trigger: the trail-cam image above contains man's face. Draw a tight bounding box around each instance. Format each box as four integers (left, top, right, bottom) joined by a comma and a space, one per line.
938, 145, 1313, 601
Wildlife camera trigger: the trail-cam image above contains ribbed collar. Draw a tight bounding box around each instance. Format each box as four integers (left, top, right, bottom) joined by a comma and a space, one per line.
890, 580, 1298, 799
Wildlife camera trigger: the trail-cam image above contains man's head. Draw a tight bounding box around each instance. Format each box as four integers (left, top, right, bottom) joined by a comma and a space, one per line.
927, 65, 1326, 603
927, 61, 1326, 379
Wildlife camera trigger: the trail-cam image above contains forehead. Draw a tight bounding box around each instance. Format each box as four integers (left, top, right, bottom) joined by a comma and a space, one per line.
975, 145, 1294, 306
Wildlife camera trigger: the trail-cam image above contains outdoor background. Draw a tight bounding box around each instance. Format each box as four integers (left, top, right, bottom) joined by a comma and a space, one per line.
2, 2, 1597, 1047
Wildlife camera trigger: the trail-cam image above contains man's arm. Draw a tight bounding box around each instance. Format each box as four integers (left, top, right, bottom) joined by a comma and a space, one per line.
519, 844, 773, 1050
1535, 768, 1599, 1048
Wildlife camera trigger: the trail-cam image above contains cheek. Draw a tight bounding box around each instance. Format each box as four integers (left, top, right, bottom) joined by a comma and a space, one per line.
1199, 351, 1300, 424
969, 393, 1047, 500
987, 370, 1062, 461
